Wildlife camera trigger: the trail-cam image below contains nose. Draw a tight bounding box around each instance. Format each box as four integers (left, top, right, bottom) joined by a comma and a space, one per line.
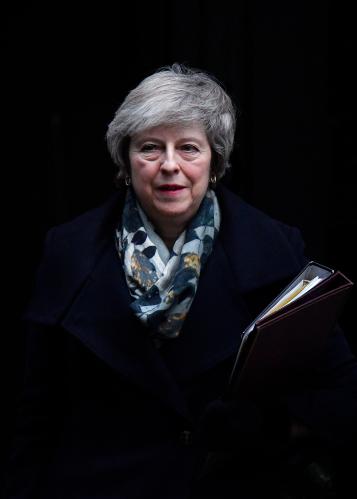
160, 146, 180, 173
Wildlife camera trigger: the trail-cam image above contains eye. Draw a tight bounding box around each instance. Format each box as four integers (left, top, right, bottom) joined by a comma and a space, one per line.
140, 143, 160, 153
180, 144, 199, 153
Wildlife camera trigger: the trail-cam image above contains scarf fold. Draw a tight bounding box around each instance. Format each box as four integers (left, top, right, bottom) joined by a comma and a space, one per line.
115, 188, 220, 340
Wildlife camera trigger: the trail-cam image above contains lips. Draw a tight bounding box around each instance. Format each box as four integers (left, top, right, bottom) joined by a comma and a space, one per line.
158, 184, 186, 191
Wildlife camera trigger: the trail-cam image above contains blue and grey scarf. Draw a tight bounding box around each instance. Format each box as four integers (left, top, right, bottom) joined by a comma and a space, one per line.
115, 188, 221, 340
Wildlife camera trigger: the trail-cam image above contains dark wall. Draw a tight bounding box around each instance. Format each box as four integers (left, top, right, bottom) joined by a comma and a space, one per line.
2, 0, 356, 486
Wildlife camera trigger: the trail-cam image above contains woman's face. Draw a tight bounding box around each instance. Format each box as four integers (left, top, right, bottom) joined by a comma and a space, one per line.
128, 124, 212, 232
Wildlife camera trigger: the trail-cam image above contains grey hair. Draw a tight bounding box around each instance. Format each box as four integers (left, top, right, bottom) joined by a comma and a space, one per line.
106, 63, 236, 183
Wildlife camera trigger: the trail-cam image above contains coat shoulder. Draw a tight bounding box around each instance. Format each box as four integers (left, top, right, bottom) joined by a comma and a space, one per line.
216, 185, 308, 293
48, 190, 123, 242
218, 184, 303, 243
23, 190, 124, 324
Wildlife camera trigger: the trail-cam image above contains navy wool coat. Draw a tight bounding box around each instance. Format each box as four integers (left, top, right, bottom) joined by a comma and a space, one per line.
4, 185, 357, 499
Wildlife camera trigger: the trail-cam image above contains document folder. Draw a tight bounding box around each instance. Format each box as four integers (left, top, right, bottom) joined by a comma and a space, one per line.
229, 261, 353, 397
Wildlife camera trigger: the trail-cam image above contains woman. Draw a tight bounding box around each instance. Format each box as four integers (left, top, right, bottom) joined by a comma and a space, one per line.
3, 64, 357, 499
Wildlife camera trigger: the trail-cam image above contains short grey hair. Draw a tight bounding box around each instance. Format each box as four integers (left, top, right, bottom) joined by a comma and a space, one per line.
106, 63, 236, 183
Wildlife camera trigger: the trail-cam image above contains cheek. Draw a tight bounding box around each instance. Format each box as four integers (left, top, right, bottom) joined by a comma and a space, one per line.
131, 160, 156, 185
189, 164, 210, 189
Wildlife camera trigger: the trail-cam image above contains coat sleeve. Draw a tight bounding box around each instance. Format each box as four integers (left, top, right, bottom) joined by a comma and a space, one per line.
285, 223, 357, 447
286, 323, 357, 446
2, 230, 68, 499
2, 321, 68, 499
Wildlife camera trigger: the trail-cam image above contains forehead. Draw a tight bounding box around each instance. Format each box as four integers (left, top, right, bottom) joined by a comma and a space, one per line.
131, 123, 208, 142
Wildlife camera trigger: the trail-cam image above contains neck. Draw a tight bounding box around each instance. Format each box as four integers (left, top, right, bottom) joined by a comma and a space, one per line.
157, 223, 186, 249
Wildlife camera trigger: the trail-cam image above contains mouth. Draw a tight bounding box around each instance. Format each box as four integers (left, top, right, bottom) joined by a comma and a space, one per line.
157, 184, 186, 192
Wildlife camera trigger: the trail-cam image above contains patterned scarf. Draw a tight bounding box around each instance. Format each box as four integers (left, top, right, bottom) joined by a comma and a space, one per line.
115, 187, 221, 340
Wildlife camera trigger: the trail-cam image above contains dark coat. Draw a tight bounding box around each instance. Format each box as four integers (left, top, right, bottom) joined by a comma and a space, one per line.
3, 185, 357, 499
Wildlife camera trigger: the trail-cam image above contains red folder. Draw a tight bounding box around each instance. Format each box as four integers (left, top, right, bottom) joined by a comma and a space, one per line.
229, 262, 354, 397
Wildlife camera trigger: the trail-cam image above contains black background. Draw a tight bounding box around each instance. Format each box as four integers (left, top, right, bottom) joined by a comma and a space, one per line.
2, 0, 357, 491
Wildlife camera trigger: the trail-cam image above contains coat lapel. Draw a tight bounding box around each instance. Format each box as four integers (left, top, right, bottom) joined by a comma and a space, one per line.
159, 236, 253, 382
60, 238, 192, 421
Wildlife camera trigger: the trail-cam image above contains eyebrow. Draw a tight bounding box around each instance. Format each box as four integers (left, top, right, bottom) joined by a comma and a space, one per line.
132, 136, 206, 145
179, 137, 206, 143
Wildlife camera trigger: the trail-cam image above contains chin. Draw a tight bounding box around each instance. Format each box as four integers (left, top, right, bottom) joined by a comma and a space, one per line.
158, 207, 191, 219
156, 199, 191, 213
